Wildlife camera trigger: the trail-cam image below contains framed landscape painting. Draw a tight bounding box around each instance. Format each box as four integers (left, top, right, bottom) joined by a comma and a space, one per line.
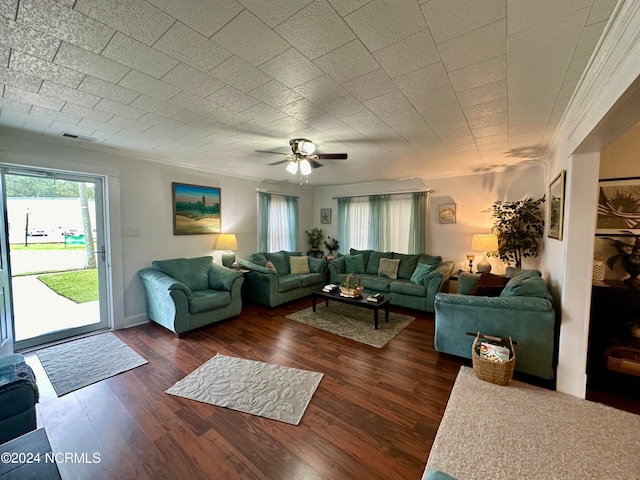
547, 170, 565, 240
172, 182, 221, 235
596, 177, 640, 235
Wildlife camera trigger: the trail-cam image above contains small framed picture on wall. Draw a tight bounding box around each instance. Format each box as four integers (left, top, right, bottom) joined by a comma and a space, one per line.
438, 203, 456, 224
320, 208, 331, 224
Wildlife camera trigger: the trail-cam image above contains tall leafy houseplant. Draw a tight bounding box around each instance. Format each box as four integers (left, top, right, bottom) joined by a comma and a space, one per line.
485, 197, 545, 268
305, 227, 323, 249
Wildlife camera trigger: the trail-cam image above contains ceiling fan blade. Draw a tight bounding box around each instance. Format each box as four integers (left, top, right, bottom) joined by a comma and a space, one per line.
268, 160, 289, 166
256, 150, 290, 155
308, 158, 323, 169
316, 153, 348, 160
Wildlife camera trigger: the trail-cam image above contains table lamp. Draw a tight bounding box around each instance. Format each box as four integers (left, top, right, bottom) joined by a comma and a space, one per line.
471, 234, 498, 273
216, 233, 238, 268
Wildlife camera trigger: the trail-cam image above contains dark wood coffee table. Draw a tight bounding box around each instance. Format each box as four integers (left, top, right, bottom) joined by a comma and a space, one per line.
311, 290, 390, 329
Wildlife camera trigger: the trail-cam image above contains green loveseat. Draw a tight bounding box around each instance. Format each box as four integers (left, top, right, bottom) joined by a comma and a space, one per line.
327, 249, 455, 313
238, 251, 328, 307
138, 256, 244, 335
434, 268, 556, 380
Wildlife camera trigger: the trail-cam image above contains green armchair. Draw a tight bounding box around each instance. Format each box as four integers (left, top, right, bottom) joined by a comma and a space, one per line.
138, 256, 244, 335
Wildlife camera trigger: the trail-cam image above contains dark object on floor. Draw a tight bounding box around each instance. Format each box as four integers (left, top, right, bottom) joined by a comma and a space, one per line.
0, 428, 61, 480
0, 354, 39, 444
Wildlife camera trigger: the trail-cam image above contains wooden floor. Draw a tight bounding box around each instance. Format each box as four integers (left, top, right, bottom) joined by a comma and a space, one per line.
24, 299, 464, 480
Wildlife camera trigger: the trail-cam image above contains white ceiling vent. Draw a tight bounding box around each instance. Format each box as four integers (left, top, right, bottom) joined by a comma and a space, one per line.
62, 133, 97, 142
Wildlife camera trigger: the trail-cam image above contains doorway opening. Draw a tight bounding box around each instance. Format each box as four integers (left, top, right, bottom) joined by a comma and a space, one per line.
3, 168, 110, 350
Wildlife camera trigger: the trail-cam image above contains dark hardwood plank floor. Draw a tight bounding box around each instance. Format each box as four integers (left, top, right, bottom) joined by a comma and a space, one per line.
24, 298, 463, 480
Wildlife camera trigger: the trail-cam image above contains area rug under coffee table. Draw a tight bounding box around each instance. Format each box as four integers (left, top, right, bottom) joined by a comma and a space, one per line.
36, 332, 147, 396
286, 303, 415, 348
166, 354, 323, 425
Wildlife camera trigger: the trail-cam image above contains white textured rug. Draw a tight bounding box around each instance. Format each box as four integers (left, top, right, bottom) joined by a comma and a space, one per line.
424, 367, 640, 480
36, 332, 147, 396
166, 354, 323, 425
286, 303, 414, 348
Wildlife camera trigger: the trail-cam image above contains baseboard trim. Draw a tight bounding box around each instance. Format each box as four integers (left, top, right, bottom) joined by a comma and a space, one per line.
123, 313, 149, 329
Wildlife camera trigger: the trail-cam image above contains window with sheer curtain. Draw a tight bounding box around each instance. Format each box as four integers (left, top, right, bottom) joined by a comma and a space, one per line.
337, 192, 427, 254
257, 192, 298, 252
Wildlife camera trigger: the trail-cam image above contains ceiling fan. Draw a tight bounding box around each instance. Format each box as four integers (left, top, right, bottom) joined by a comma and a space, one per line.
257, 138, 348, 184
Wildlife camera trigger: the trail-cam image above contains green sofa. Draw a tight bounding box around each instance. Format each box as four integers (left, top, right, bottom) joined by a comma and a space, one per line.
434, 268, 556, 380
238, 251, 328, 307
327, 249, 455, 313
138, 256, 244, 335
0, 354, 38, 444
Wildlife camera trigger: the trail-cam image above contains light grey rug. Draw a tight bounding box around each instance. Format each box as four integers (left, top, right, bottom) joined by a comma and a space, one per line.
286, 303, 415, 348
166, 354, 323, 425
36, 332, 147, 397
424, 366, 640, 480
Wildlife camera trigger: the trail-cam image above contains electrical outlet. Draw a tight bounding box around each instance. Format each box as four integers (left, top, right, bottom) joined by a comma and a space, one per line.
123, 227, 132, 236
131, 227, 139, 237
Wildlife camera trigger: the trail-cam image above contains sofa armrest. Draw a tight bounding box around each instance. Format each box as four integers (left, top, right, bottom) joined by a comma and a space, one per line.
238, 259, 276, 275
435, 292, 553, 312
138, 268, 192, 296
208, 263, 243, 291
424, 261, 455, 289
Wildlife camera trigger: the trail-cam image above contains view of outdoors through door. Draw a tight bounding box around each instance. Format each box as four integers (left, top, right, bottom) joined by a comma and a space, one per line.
5, 171, 109, 350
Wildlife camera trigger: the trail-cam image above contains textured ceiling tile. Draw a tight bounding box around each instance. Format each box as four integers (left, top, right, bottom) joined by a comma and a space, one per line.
293, 75, 347, 103
154, 22, 232, 73
0, 110, 27, 127
305, 113, 347, 133
448, 54, 506, 93
78, 76, 139, 104
507, 0, 592, 35
267, 115, 309, 133
118, 70, 180, 101
0, 46, 8, 67
211, 10, 290, 67
4, 85, 65, 110
322, 94, 366, 118
394, 62, 450, 97
283, 98, 325, 120
171, 109, 215, 129
17, 0, 114, 53
10, 50, 84, 88
239, 0, 313, 28
208, 85, 261, 112
0, 17, 60, 61
95, 98, 145, 120
103, 33, 179, 79
0, 64, 41, 92
130, 95, 182, 117
171, 124, 210, 138
314, 40, 379, 84
438, 20, 506, 72
344, 0, 426, 52
138, 112, 182, 130
276, 0, 355, 60
573, 20, 607, 59
259, 48, 323, 89
162, 63, 225, 97
0, 95, 32, 113
342, 69, 396, 102
242, 102, 288, 123
587, 0, 617, 25
107, 115, 152, 132
373, 29, 440, 79
422, 0, 505, 44
457, 79, 506, 108
168, 90, 218, 115
41, 80, 100, 107
74, 0, 174, 45
364, 90, 412, 115
378, 107, 422, 127
249, 80, 303, 109
0, 0, 17, 19
77, 117, 122, 133
147, 0, 242, 38
144, 125, 184, 139
54, 42, 130, 83
62, 102, 113, 122
327, 0, 370, 16
209, 56, 271, 93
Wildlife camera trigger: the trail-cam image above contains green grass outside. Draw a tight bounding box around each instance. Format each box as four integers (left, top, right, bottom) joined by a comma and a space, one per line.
10, 243, 90, 251
38, 269, 98, 303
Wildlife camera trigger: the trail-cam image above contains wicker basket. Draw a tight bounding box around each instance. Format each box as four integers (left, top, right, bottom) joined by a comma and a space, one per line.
471, 332, 515, 386
339, 273, 364, 297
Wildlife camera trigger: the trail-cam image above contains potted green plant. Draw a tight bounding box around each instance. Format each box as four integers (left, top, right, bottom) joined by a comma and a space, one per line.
485, 197, 545, 269
324, 236, 339, 260
305, 227, 323, 250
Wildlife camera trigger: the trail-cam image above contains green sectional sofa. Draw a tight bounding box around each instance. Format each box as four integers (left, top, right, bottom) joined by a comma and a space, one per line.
434, 268, 556, 380
327, 249, 455, 313
238, 251, 328, 307
138, 256, 244, 335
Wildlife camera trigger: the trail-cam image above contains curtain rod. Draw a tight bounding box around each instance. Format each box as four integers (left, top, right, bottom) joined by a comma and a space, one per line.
256, 188, 299, 198
332, 188, 433, 200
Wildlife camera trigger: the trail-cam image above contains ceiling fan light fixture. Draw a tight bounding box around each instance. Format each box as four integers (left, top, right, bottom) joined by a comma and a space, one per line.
299, 158, 312, 175
298, 140, 315, 155
286, 160, 298, 174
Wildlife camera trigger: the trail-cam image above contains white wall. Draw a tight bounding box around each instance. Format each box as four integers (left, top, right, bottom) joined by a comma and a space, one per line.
0, 132, 314, 328
312, 165, 545, 274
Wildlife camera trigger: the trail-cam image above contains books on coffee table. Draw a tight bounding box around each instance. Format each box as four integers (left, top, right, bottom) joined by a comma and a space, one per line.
322, 284, 338, 293
366, 293, 384, 302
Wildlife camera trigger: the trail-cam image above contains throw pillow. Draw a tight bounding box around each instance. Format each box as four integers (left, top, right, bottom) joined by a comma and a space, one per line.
344, 254, 365, 274
410, 262, 434, 284
500, 276, 553, 301
470, 272, 508, 297
289, 255, 310, 275
378, 258, 400, 279
265, 251, 288, 275
265, 260, 277, 273
425, 469, 457, 480
366, 251, 393, 275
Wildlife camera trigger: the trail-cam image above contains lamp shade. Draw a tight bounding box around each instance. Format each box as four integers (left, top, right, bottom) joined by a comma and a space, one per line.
286, 160, 298, 174
471, 234, 498, 252
299, 158, 312, 175
215, 233, 238, 251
